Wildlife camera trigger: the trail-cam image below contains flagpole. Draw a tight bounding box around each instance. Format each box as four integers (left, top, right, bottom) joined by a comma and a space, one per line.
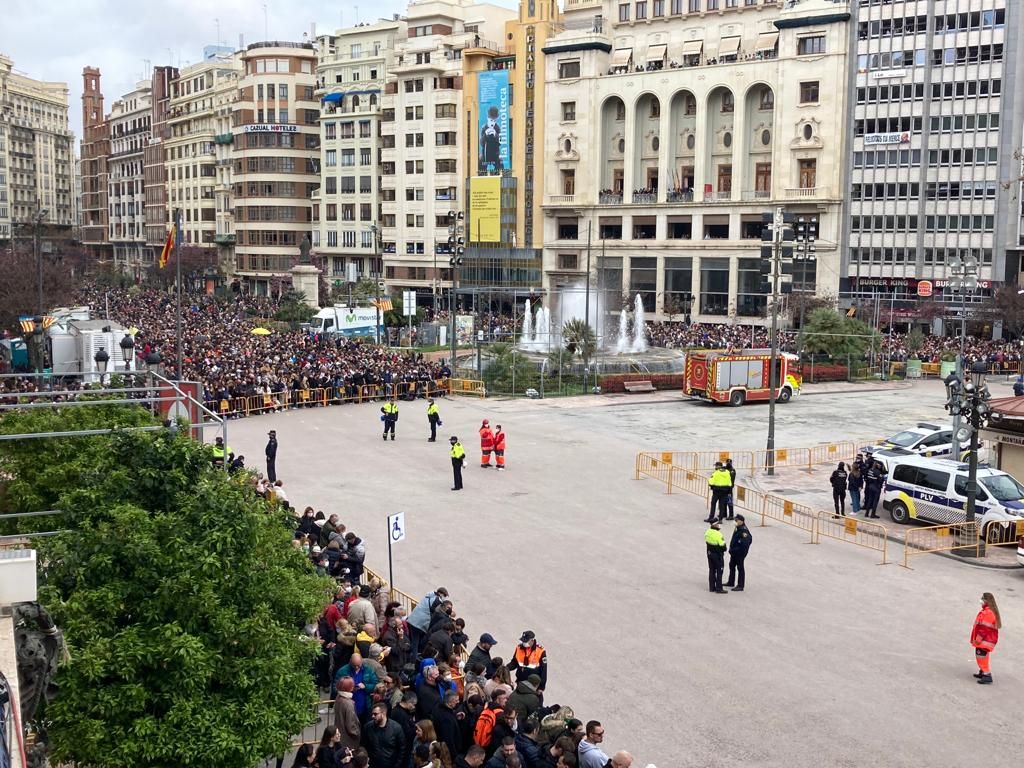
174, 207, 183, 380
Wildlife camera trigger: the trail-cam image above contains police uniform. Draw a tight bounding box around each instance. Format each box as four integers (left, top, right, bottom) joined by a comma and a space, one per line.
450, 437, 466, 490
705, 522, 727, 593
426, 400, 441, 441
382, 400, 399, 440
707, 464, 732, 522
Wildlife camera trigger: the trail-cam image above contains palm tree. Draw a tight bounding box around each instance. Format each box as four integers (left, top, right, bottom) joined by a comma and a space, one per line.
562, 318, 597, 367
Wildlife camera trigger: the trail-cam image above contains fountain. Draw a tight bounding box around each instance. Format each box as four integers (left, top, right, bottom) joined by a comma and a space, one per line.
614, 307, 630, 354
631, 293, 649, 353
522, 298, 534, 350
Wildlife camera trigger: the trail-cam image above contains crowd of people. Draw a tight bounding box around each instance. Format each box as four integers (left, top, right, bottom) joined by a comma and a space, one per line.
277, 506, 638, 768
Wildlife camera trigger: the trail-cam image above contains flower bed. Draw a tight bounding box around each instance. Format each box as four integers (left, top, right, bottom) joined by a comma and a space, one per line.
598, 373, 684, 393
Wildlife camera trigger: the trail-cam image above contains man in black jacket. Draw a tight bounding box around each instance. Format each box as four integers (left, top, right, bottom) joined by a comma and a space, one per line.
265, 430, 278, 482
724, 515, 753, 592
432, 690, 462, 763
829, 461, 849, 516
391, 692, 418, 768
468, 633, 498, 676
416, 665, 443, 719
365, 702, 406, 768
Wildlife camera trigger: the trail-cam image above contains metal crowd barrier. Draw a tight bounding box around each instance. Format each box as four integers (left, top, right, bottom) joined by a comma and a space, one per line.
448, 378, 486, 397
902, 521, 981, 568
983, 519, 1024, 546
760, 494, 816, 541
813, 511, 889, 565
649, 442, 857, 476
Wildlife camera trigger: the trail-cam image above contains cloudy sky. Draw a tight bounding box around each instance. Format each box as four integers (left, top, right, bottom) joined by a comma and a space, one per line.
3, 0, 512, 147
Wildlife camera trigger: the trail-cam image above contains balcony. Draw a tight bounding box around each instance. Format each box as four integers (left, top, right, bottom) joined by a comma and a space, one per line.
598, 192, 623, 205
666, 190, 695, 203
786, 187, 820, 199
547, 194, 576, 205
631, 192, 657, 205
215, 234, 236, 245
214, 134, 234, 145
742, 190, 772, 201
705, 191, 733, 202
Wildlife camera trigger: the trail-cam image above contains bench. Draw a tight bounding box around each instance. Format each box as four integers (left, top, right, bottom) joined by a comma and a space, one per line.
623, 380, 656, 393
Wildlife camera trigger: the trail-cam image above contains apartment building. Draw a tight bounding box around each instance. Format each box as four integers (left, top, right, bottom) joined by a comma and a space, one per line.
379, 0, 515, 305
0, 54, 75, 243
542, 0, 851, 324
843, 0, 1024, 332
232, 41, 319, 295
80, 66, 110, 261
143, 66, 177, 262
165, 55, 243, 259
107, 81, 152, 274
314, 19, 407, 290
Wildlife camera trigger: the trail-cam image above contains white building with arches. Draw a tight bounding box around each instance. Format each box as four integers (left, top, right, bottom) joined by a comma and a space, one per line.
541, 0, 851, 324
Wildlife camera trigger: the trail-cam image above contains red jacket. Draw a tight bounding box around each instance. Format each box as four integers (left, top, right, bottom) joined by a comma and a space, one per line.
494, 430, 506, 451
971, 606, 999, 651
479, 426, 494, 450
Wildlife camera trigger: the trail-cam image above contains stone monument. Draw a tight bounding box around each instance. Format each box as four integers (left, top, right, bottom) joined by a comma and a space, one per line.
291, 235, 320, 308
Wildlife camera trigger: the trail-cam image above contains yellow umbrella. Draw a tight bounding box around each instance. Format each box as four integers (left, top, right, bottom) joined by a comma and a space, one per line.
251, 327, 272, 336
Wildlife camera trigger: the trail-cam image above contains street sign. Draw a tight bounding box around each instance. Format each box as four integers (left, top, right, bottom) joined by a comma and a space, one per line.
388, 512, 406, 543
403, 290, 416, 317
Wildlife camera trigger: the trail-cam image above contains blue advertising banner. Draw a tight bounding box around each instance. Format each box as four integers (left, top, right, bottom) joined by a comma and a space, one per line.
478, 70, 510, 175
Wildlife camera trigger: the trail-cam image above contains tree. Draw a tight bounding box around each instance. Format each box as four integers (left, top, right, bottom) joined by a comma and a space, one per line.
799, 307, 881, 358
1, 405, 329, 768
987, 285, 1024, 339
482, 342, 538, 394
561, 318, 597, 367
905, 327, 925, 359
275, 290, 317, 323
788, 292, 838, 327
0, 233, 86, 332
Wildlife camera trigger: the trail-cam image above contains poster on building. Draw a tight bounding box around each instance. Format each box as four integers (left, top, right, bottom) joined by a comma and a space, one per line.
469, 176, 501, 243
478, 70, 510, 174
456, 314, 476, 345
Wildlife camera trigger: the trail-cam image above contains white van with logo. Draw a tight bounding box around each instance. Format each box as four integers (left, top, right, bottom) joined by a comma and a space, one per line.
882, 456, 1024, 537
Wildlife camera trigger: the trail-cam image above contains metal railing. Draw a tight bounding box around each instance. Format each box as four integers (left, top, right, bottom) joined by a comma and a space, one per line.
902, 522, 980, 568
814, 511, 889, 565
647, 442, 857, 476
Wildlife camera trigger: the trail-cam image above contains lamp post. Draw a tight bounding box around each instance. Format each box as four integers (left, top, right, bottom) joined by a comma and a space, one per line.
34, 207, 49, 316
120, 333, 135, 373
93, 347, 110, 385
948, 254, 979, 462
944, 360, 991, 556
446, 210, 465, 371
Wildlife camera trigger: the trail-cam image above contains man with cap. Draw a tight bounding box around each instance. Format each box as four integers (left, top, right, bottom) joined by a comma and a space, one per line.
705, 519, 728, 594
450, 436, 466, 490
468, 633, 498, 677
723, 515, 753, 592
507, 631, 547, 692
265, 429, 278, 482
706, 462, 732, 523
427, 398, 442, 442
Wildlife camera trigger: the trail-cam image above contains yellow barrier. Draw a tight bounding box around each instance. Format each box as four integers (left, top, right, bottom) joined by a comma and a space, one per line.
920, 362, 940, 377
813, 511, 889, 564
635, 452, 676, 490
449, 378, 486, 397
653, 442, 856, 475
983, 519, 1024, 546
902, 521, 980, 568
667, 465, 712, 502
760, 494, 816, 541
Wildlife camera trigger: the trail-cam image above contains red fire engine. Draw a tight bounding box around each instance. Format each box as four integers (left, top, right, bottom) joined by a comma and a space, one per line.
683, 349, 802, 406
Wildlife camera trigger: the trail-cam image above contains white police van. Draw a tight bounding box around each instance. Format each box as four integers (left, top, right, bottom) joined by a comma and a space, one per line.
864, 422, 972, 460
882, 455, 1024, 537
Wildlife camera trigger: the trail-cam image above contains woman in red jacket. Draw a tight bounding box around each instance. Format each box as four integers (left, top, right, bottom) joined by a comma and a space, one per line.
971, 592, 1002, 685
479, 419, 494, 468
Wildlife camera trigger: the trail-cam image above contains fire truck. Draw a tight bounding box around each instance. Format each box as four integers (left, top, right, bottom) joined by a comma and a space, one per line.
683, 349, 802, 406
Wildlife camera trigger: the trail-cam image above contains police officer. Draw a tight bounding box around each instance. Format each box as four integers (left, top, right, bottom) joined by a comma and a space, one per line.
426, 398, 441, 442
724, 515, 752, 592
862, 459, 885, 519
705, 520, 727, 594
829, 461, 849, 516
724, 457, 737, 520
706, 462, 732, 523
449, 436, 466, 490
211, 436, 232, 469
265, 430, 278, 482
381, 397, 399, 441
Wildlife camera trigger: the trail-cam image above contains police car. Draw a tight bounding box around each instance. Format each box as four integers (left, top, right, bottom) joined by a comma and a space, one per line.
863, 422, 976, 461
881, 455, 1024, 538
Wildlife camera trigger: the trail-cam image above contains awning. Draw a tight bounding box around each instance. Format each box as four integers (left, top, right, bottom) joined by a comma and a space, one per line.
647, 43, 667, 61
681, 40, 704, 57
718, 36, 741, 57
755, 31, 780, 52
321, 92, 343, 103
611, 48, 633, 67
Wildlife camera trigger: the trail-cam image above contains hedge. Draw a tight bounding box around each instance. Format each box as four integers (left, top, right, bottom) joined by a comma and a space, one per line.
598, 373, 683, 393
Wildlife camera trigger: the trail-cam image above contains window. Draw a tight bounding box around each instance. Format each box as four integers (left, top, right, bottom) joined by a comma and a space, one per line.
721, 92, 734, 113
559, 60, 581, 79
619, 3, 630, 21
916, 468, 950, 493
799, 81, 819, 103
798, 36, 826, 56
653, 0, 664, 16
561, 169, 576, 195
562, 101, 576, 121
435, 104, 457, 118
635, 1, 647, 20
325, 149, 337, 167
798, 159, 816, 189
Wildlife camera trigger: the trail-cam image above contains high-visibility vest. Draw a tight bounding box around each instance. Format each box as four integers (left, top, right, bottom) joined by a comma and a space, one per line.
212, 445, 226, 458
450, 442, 465, 460
513, 643, 545, 670
705, 528, 726, 548
383, 402, 398, 416
971, 607, 1000, 651
494, 430, 506, 451
427, 403, 439, 418
480, 427, 494, 450
708, 469, 731, 489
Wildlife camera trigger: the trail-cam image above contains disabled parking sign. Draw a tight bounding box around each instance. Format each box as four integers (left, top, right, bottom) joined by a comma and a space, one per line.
388, 512, 406, 543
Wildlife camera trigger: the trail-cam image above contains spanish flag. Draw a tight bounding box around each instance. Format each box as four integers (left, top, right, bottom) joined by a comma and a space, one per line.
158, 224, 176, 269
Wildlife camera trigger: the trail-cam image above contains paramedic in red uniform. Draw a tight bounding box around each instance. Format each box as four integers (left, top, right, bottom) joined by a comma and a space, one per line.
479, 419, 495, 468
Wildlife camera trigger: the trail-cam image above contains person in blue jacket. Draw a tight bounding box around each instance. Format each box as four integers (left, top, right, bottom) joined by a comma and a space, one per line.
407, 586, 449, 658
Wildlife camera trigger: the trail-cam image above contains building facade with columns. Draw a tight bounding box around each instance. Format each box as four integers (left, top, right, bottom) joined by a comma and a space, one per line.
107, 81, 153, 274
541, 0, 851, 324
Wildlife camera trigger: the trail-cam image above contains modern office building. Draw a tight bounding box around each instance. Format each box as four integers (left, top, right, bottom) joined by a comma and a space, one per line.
165, 55, 242, 260
459, 0, 563, 309
542, 0, 851, 326
232, 41, 319, 295
80, 66, 111, 262
843, 0, 1024, 333
314, 19, 407, 292
106, 80, 153, 275
379, 0, 515, 306
0, 54, 75, 243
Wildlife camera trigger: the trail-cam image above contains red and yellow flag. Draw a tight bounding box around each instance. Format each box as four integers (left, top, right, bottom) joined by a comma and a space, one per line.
158, 224, 176, 269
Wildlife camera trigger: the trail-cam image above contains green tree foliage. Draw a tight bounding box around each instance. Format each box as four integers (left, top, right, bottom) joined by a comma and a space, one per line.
482, 342, 538, 393
274, 290, 317, 323
561, 319, 598, 367
799, 307, 881, 357
1, 406, 329, 768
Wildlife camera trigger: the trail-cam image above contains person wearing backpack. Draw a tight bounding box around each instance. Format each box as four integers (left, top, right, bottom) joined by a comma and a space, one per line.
474, 689, 508, 756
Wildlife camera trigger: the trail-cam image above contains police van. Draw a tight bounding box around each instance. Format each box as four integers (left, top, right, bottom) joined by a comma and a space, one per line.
881, 455, 1024, 537
863, 422, 975, 461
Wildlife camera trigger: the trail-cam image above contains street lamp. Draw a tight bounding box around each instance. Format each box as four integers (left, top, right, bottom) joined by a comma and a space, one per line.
145, 350, 163, 374
120, 333, 135, 372
447, 210, 465, 371
948, 254, 979, 462
94, 347, 110, 385
944, 360, 992, 555
34, 207, 49, 316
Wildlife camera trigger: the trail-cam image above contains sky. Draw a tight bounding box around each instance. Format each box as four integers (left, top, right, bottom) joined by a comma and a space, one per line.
4, 0, 515, 148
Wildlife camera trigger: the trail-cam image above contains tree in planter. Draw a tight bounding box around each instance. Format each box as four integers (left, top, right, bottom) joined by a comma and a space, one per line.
799, 307, 881, 358
482, 342, 538, 394
905, 328, 925, 360
7, 407, 329, 768
561, 318, 597, 368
